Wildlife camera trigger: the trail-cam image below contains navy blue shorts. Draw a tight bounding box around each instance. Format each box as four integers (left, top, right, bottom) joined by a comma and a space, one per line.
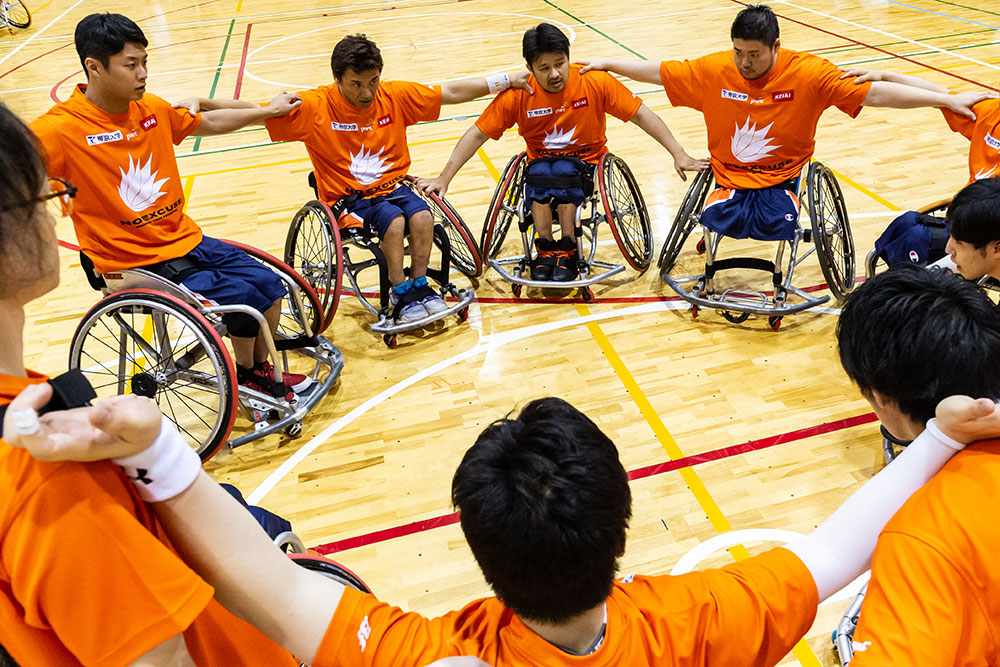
179, 236, 287, 314
339, 185, 430, 239
701, 185, 800, 241
525, 159, 591, 207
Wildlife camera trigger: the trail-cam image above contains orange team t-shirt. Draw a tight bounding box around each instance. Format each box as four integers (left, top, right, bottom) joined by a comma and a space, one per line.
475, 65, 642, 164
30, 85, 204, 274
0, 372, 298, 667
311, 547, 818, 666
660, 49, 872, 189
941, 99, 1000, 184
264, 80, 442, 207
851, 439, 1000, 666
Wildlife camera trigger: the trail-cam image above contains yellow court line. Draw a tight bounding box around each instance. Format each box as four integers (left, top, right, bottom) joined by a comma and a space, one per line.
33, 0, 55, 13
575, 303, 822, 667
182, 176, 195, 211
477, 147, 501, 183
236, 0, 244, 12
825, 165, 902, 211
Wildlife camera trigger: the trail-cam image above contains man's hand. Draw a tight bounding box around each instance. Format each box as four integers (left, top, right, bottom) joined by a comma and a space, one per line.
576, 59, 608, 75
422, 659, 492, 667
267, 91, 302, 117
173, 97, 201, 115
413, 175, 449, 196
839, 68, 886, 85
935, 395, 1000, 443
509, 70, 534, 95
3, 383, 163, 462
673, 153, 710, 181
945, 90, 998, 121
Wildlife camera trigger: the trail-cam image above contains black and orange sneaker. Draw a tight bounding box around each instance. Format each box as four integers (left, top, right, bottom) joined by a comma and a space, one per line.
531, 237, 559, 280
551, 236, 579, 281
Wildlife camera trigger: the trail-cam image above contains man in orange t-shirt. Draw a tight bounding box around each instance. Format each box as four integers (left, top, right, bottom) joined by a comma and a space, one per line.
581, 4, 990, 241
420, 23, 706, 281
31, 13, 310, 401
836, 262, 1000, 665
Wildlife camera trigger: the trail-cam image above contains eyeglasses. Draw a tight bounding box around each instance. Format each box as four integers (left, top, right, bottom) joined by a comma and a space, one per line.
0, 177, 77, 217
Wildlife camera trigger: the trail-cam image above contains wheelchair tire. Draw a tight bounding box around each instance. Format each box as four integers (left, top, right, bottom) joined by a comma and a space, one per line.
482, 152, 527, 265
69, 289, 238, 462
285, 200, 344, 333
659, 169, 714, 273
288, 553, 373, 593
222, 240, 328, 337
402, 178, 483, 278
807, 162, 856, 301
4, 0, 31, 28
918, 198, 952, 217
599, 153, 653, 271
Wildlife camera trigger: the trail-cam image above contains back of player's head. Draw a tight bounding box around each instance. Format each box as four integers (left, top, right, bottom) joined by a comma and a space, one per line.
947, 177, 1000, 249
837, 263, 1000, 423
75, 13, 148, 74
330, 34, 383, 79
522, 23, 570, 67
452, 397, 632, 623
731, 4, 780, 46
0, 103, 48, 280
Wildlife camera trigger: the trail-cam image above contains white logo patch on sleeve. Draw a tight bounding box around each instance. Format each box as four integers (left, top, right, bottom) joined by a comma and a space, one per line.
117, 154, 169, 212
357, 615, 372, 651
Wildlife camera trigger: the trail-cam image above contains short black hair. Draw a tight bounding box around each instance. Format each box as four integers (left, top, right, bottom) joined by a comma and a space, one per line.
947, 177, 1000, 249
75, 13, 147, 75
731, 4, 780, 46
522, 23, 570, 67
330, 34, 383, 79
452, 398, 632, 623
0, 103, 48, 286
837, 263, 1000, 423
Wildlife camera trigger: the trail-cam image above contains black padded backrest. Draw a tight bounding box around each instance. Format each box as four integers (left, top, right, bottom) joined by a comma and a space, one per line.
308, 172, 319, 199
79, 251, 107, 291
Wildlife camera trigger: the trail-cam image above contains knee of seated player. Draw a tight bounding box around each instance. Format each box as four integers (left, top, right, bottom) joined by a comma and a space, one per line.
408, 209, 433, 232
224, 312, 260, 338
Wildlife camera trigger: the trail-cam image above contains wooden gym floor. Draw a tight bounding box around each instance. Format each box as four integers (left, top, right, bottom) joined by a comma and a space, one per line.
3, 0, 998, 663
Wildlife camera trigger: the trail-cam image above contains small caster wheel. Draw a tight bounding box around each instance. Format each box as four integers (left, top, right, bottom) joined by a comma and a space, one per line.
283, 420, 303, 437
383, 333, 397, 348
457, 307, 469, 322
721, 310, 750, 324
768, 316, 782, 330
581, 287, 594, 302
696, 238, 706, 254
511, 283, 522, 298
691, 305, 700, 319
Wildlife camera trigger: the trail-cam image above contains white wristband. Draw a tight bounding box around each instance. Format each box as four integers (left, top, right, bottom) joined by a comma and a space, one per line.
924, 417, 966, 453
486, 73, 510, 94
113, 417, 202, 502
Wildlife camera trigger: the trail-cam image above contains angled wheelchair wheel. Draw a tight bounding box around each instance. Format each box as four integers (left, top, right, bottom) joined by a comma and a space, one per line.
918, 198, 952, 218
69, 289, 238, 462
402, 178, 482, 278
4, 0, 31, 28
659, 169, 714, 273
598, 153, 653, 271
288, 553, 372, 593
808, 163, 856, 301
221, 240, 328, 337
285, 200, 344, 332
482, 152, 527, 264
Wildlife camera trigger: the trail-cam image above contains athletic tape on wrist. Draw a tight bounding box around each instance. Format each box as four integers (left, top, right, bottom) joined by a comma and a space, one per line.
113, 417, 201, 502
925, 418, 965, 452
486, 73, 510, 94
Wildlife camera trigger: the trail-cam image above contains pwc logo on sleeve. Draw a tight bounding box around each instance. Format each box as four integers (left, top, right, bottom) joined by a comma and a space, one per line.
572, 97, 589, 109
772, 90, 794, 103
377, 114, 393, 128
140, 114, 158, 130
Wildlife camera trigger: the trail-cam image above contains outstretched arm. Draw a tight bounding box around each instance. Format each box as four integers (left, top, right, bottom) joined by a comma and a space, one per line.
628, 104, 709, 180
862, 81, 996, 120
840, 68, 948, 94
577, 59, 661, 85
414, 125, 491, 196
187, 92, 301, 135
440, 71, 533, 105
786, 396, 1000, 601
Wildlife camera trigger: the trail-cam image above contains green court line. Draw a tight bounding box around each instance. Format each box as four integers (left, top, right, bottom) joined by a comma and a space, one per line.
838, 39, 1000, 67
192, 17, 236, 153
815, 27, 994, 56
930, 0, 1000, 19
541, 0, 645, 59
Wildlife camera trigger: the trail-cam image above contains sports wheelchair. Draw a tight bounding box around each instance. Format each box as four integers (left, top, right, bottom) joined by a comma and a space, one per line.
480, 152, 653, 300
69, 241, 343, 462
284, 174, 479, 349
659, 162, 856, 329
865, 199, 951, 278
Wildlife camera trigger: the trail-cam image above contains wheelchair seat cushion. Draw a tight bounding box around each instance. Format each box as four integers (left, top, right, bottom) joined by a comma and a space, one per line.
337, 185, 429, 240
525, 157, 594, 207
701, 185, 800, 241
873, 210, 948, 266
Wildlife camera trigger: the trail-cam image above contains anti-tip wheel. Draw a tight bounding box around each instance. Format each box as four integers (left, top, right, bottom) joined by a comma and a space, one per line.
691, 305, 700, 319
768, 316, 782, 331
457, 307, 469, 322
580, 287, 594, 302
383, 334, 397, 349
283, 420, 303, 437
511, 283, 522, 298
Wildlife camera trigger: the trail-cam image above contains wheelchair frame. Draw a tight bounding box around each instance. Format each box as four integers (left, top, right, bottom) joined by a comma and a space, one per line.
69, 242, 343, 461
864, 199, 951, 279
276, 531, 373, 593
660, 162, 856, 329
832, 581, 868, 665
284, 176, 478, 348
480, 152, 653, 301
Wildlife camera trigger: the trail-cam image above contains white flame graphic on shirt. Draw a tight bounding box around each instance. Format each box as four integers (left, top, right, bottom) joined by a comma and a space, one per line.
543, 125, 578, 150
731, 117, 781, 163
350, 146, 394, 186
117, 154, 169, 212
975, 165, 997, 180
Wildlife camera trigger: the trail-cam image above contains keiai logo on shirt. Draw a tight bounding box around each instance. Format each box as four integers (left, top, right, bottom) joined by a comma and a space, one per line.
984, 132, 1000, 150
377, 114, 393, 127
86, 130, 124, 146
721, 89, 749, 101
527, 107, 553, 118
331, 122, 360, 132
572, 97, 589, 109
772, 90, 794, 103
140, 114, 158, 130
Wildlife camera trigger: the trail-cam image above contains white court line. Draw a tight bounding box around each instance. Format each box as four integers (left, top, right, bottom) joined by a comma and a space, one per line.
0, 0, 83, 68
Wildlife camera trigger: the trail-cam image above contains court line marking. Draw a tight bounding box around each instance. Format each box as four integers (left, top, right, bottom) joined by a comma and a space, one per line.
0, 0, 83, 68
233, 23, 254, 99
193, 19, 238, 153
887, 0, 998, 30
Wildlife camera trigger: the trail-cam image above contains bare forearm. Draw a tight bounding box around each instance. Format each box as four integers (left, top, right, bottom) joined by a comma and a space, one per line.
441, 78, 491, 105
629, 105, 687, 157
864, 81, 953, 108
874, 72, 948, 94
200, 98, 261, 111
195, 107, 274, 135
597, 60, 662, 85
438, 126, 490, 183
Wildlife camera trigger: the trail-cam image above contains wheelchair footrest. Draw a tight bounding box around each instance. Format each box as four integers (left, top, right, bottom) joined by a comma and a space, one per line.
663, 274, 830, 317
705, 257, 776, 278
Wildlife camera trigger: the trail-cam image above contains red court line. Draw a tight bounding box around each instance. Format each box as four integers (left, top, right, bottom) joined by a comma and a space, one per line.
311, 410, 877, 555
58, 239, 80, 251
233, 23, 253, 100
729, 0, 997, 91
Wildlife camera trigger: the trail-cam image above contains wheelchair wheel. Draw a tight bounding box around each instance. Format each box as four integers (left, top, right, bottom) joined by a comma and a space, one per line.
659, 169, 714, 273
482, 152, 527, 264
402, 178, 482, 278
69, 289, 238, 462
599, 153, 653, 271
285, 200, 344, 332
288, 553, 372, 593
808, 163, 856, 301
222, 240, 327, 337
4, 0, 31, 28
918, 198, 952, 217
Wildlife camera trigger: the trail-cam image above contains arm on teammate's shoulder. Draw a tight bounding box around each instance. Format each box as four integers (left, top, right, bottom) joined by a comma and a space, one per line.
840, 68, 948, 94
440, 71, 533, 105
414, 124, 491, 196
191, 92, 302, 135
577, 59, 661, 85
862, 80, 997, 119
172, 97, 262, 116
786, 396, 1000, 601
628, 104, 709, 181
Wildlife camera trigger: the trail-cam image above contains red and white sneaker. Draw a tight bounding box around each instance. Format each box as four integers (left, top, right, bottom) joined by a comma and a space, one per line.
238, 364, 295, 402
255, 361, 315, 394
